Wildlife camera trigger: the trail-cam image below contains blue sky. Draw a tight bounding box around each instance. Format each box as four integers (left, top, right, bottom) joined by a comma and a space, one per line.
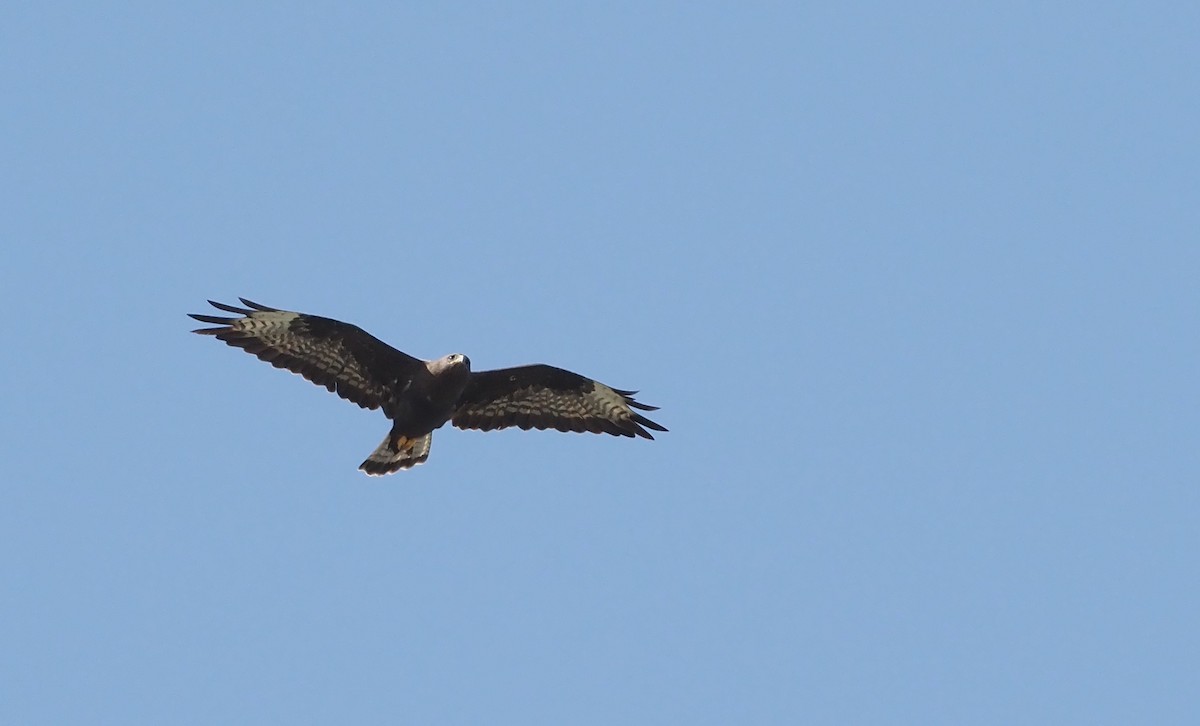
2, 3, 1197, 723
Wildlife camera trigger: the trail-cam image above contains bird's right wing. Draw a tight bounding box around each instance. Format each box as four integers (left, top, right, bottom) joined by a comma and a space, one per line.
189, 298, 423, 412
452, 364, 666, 438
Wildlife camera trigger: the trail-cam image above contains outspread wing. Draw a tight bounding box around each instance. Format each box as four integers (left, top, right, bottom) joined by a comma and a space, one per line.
451, 364, 667, 439
188, 298, 423, 411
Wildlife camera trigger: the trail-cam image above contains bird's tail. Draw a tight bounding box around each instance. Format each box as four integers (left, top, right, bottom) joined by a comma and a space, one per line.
359, 431, 433, 476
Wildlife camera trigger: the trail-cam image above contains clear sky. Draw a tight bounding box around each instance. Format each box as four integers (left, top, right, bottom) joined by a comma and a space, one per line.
2, 3, 1197, 724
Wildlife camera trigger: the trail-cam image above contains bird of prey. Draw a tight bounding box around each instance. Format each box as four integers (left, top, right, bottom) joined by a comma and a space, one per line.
189, 298, 666, 475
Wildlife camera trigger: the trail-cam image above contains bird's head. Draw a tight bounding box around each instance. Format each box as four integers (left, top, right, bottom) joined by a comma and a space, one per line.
428, 353, 471, 376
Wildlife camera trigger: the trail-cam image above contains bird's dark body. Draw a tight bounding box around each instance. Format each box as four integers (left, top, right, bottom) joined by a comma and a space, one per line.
385, 364, 471, 440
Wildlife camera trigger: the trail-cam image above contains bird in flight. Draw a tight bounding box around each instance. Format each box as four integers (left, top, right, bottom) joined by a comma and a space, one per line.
189, 298, 666, 475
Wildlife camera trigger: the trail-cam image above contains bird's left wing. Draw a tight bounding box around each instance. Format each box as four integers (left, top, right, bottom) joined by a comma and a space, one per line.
189, 298, 424, 412
452, 364, 667, 438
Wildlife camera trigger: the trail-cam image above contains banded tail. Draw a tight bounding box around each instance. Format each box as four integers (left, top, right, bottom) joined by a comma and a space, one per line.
359, 432, 433, 476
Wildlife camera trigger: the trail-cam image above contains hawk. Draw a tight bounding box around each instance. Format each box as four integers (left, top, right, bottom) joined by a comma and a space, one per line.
189, 298, 666, 474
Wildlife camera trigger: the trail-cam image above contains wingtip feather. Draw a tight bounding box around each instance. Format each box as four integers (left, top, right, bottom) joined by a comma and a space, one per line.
632, 413, 668, 433
208, 299, 256, 315
238, 297, 278, 312
189, 313, 237, 325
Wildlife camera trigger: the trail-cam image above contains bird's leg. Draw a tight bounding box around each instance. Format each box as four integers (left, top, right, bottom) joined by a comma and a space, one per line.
389, 432, 413, 453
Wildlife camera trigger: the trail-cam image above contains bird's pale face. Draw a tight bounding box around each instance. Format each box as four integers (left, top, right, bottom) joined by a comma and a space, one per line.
428, 353, 471, 376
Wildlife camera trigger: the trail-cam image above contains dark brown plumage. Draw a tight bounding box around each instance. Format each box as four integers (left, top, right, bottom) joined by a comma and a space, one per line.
189, 298, 666, 475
